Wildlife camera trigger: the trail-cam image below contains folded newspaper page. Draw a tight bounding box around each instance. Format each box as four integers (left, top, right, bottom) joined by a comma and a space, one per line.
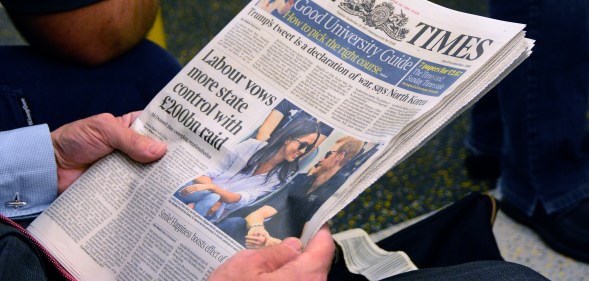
27, 0, 532, 279
333, 228, 418, 281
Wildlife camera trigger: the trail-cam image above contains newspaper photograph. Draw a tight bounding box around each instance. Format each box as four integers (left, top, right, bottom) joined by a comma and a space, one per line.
26, 0, 532, 280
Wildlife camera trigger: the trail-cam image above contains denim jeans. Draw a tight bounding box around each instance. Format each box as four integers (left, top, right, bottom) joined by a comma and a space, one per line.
174, 181, 225, 221
215, 216, 247, 246
466, 0, 589, 215
0, 39, 181, 131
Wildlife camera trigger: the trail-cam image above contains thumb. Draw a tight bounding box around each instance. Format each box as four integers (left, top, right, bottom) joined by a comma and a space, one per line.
109, 122, 167, 163
281, 237, 304, 253
125, 132, 167, 163
209, 238, 302, 280
257, 237, 303, 269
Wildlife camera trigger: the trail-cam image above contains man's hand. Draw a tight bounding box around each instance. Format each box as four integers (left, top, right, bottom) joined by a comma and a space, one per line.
245, 227, 272, 249
51, 112, 166, 193
209, 224, 335, 281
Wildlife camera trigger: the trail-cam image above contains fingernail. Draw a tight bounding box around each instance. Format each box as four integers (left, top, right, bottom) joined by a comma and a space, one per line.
148, 141, 166, 155
283, 238, 303, 252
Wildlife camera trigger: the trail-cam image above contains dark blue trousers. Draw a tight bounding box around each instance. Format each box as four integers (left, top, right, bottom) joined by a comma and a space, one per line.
0, 224, 45, 280
0, 218, 63, 280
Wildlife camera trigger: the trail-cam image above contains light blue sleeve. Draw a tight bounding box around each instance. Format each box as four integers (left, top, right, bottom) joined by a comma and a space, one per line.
0, 125, 58, 219
233, 176, 281, 209
206, 138, 262, 178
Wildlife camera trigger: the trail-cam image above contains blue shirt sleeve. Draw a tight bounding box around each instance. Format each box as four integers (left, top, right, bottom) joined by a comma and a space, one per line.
0, 125, 58, 219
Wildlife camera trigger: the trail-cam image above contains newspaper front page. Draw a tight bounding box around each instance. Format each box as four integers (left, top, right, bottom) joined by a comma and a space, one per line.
27, 0, 532, 280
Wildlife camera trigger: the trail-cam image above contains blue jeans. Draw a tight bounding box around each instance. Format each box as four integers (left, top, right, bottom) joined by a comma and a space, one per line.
174, 181, 225, 221
0, 39, 181, 131
467, 0, 589, 215
215, 216, 247, 246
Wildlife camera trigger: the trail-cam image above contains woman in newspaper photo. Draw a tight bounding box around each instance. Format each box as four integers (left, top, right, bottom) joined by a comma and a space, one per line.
174, 118, 320, 222
257, 0, 294, 15
216, 135, 366, 247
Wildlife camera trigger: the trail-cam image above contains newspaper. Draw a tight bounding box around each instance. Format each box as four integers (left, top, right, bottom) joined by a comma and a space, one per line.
333, 228, 418, 281
26, 0, 532, 280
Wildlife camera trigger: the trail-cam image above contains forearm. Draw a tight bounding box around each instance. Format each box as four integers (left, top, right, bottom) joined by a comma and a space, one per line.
7, 0, 160, 65
194, 175, 214, 184
245, 206, 277, 227
245, 213, 266, 228
255, 110, 283, 141
210, 186, 241, 203
192, 176, 241, 203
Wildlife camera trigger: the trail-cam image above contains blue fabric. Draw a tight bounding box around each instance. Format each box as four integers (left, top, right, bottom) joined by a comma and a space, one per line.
0, 39, 180, 219
466, 0, 589, 215
261, 172, 346, 239
0, 39, 181, 131
217, 171, 347, 245
0, 125, 57, 219
0, 222, 47, 280
174, 181, 223, 221
381, 261, 548, 281
173, 138, 284, 222
215, 216, 248, 246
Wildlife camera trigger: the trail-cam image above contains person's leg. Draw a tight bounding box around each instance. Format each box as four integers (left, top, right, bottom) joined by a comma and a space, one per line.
174, 188, 209, 207
174, 180, 202, 204
0, 39, 181, 131
383, 261, 548, 281
464, 88, 503, 180
0, 223, 47, 280
215, 217, 247, 246
328, 260, 548, 281
194, 193, 223, 219
174, 183, 225, 221
494, 0, 589, 215
493, 0, 589, 262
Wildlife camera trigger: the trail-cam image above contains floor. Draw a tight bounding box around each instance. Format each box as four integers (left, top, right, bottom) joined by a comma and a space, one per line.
2, 1, 587, 280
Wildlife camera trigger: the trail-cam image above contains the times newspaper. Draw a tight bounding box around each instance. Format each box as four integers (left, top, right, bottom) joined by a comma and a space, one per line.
27, 0, 532, 280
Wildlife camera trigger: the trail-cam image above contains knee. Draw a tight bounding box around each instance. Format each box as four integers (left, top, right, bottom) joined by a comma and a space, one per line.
468, 261, 549, 281
0, 234, 46, 279
496, 262, 548, 280
201, 193, 221, 204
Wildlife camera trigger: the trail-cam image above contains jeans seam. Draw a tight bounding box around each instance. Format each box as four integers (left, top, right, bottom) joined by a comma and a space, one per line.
526, 0, 541, 199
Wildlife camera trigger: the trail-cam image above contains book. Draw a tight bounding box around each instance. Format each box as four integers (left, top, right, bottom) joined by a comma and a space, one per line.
26, 0, 533, 279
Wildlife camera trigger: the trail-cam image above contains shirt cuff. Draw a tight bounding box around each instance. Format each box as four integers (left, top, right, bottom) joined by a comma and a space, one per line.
0, 124, 58, 219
